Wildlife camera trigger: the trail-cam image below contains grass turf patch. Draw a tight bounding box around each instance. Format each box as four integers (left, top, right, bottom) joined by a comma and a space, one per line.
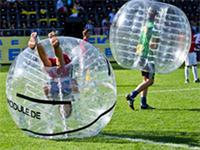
1, 64, 200, 150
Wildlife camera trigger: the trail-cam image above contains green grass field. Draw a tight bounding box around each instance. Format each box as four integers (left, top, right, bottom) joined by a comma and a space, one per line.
1, 65, 200, 150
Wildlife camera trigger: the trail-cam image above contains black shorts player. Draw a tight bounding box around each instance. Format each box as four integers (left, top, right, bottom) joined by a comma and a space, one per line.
141, 71, 155, 80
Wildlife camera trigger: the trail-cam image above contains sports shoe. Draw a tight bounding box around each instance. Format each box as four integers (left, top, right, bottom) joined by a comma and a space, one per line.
126, 94, 134, 110
185, 79, 189, 84
194, 79, 200, 83
141, 104, 155, 110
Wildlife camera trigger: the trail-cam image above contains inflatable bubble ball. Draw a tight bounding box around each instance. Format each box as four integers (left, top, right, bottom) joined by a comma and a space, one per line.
6, 36, 117, 139
110, 0, 191, 73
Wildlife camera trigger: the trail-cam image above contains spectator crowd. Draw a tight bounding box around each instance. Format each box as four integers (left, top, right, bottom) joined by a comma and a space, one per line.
0, 0, 199, 36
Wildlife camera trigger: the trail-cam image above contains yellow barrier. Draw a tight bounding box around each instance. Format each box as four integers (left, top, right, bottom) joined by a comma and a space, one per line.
0, 35, 114, 64
0, 37, 29, 64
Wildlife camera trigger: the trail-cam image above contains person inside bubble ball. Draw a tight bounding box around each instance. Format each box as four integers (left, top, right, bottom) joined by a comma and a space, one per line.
28, 31, 79, 118
126, 7, 159, 110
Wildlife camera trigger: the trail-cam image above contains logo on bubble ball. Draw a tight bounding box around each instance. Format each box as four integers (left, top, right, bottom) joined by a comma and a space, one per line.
7, 99, 41, 120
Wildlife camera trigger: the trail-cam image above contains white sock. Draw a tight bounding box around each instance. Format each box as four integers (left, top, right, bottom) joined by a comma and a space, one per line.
184, 66, 189, 80
192, 66, 198, 81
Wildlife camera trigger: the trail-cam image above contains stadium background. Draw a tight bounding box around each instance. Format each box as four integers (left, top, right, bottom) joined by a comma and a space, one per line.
0, 0, 199, 64
1, 1, 200, 149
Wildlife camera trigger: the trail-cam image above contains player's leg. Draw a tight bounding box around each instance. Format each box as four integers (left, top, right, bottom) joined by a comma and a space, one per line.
71, 79, 79, 93
128, 71, 154, 98
126, 71, 154, 110
48, 31, 65, 67
37, 43, 52, 67
191, 52, 200, 82
43, 80, 60, 100
126, 72, 143, 110
184, 53, 190, 83
192, 65, 200, 82
140, 77, 148, 107
29, 32, 53, 99
50, 80, 59, 99
140, 75, 155, 109
59, 78, 73, 118
28, 32, 37, 49
184, 65, 190, 83
60, 103, 72, 119
59, 78, 79, 118
43, 84, 50, 99
28, 32, 52, 67
135, 78, 154, 93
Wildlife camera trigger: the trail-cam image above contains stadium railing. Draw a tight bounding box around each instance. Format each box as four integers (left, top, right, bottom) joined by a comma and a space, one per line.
0, 28, 65, 36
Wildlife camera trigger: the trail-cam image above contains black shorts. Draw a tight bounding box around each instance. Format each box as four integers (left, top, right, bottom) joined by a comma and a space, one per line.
141, 71, 155, 79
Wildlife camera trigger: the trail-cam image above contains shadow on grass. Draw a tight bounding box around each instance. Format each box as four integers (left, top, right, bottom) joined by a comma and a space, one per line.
156, 108, 200, 112
56, 130, 200, 147
0, 65, 10, 72
111, 62, 127, 70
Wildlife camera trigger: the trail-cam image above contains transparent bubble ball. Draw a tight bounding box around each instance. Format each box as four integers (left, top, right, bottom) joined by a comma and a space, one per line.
6, 37, 116, 139
110, 0, 191, 73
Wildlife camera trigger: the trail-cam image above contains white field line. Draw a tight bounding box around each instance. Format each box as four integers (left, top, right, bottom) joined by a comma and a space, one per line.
104, 135, 200, 150
118, 87, 200, 97
106, 89, 200, 149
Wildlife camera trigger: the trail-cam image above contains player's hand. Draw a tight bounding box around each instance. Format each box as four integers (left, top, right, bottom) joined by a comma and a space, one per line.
28, 32, 37, 49
48, 31, 60, 49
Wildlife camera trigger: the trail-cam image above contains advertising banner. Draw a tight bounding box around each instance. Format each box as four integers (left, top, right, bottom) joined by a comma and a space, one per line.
88, 35, 114, 62
0, 35, 114, 64
0, 37, 29, 64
